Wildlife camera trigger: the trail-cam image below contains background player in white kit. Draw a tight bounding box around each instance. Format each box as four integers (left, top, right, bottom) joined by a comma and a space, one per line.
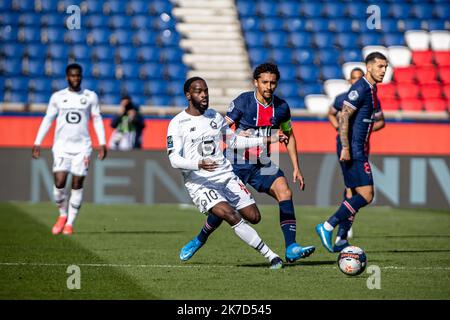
168, 77, 287, 269
32, 63, 107, 235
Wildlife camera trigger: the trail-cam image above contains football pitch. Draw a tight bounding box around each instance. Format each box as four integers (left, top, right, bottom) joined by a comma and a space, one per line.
0, 202, 449, 300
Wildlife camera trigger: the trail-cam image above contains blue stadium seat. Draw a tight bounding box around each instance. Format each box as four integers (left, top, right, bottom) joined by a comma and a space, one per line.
121, 63, 140, 79
322, 3, 341, 18
236, 1, 257, 16
158, 30, 181, 46
128, 1, 150, 15
359, 33, 384, 47
289, 32, 312, 48
41, 13, 63, 27
317, 49, 340, 65
80, 78, 98, 92
427, 20, 447, 31
146, 80, 169, 95
265, 31, 289, 47
138, 46, 161, 62
30, 92, 50, 103
261, 17, 284, 31
383, 33, 405, 46
166, 80, 185, 96
299, 83, 322, 97
321, 65, 342, 80
389, 3, 411, 19
26, 44, 46, 58
277, 82, 298, 98
111, 30, 133, 45
402, 19, 423, 31
122, 80, 145, 95
109, 15, 132, 29
1, 26, 17, 42
100, 94, 120, 105
241, 17, 261, 31
149, 0, 173, 14
2, 58, 22, 75
160, 48, 183, 63
297, 66, 320, 82
165, 64, 188, 80
116, 46, 139, 62
19, 13, 41, 26
411, 4, 434, 19
94, 62, 116, 78
2, 43, 24, 58
341, 49, 363, 63
283, 18, 306, 32
8, 91, 28, 103
345, 3, 367, 18
256, 2, 278, 17
93, 46, 115, 61
433, 4, 450, 19
381, 19, 400, 33
329, 19, 353, 33
86, 15, 109, 28
98, 80, 121, 94
134, 30, 158, 46
286, 97, 305, 109
21, 27, 41, 43
0, 12, 19, 25
171, 95, 186, 107
43, 28, 65, 43
30, 78, 51, 92
249, 48, 271, 65
0, 0, 12, 10
149, 95, 171, 106
153, 16, 176, 30
245, 31, 265, 47
6, 77, 28, 91
301, 3, 322, 17
71, 45, 92, 60
89, 29, 111, 45
140, 63, 164, 79
106, 0, 127, 14
132, 15, 151, 30
83, 0, 105, 14
65, 30, 88, 44
39, 0, 59, 12
278, 64, 297, 80
48, 60, 67, 77
292, 48, 315, 64
27, 60, 45, 76
314, 32, 335, 48
278, 1, 301, 17
12, 0, 34, 11
51, 78, 68, 91
306, 18, 329, 32
271, 48, 293, 64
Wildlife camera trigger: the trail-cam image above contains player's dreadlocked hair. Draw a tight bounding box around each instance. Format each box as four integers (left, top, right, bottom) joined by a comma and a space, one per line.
183, 76, 206, 94
253, 63, 280, 81
365, 52, 388, 64
65, 63, 83, 75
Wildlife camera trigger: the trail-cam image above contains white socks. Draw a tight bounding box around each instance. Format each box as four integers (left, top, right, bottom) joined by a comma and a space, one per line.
53, 186, 67, 217
232, 219, 278, 262
67, 188, 83, 226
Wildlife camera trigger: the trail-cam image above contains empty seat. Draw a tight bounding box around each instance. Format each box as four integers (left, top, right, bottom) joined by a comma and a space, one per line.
128, 1, 150, 15
140, 63, 164, 79
265, 32, 288, 47
341, 49, 363, 62
245, 31, 265, 47
147, 80, 169, 95
256, 1, 278, 17
345, 2, 367, 18
289, 32, 312, 48
433, 3, 450, 19
236, 1, 257, 16
30, 78, 51, 92
313, 32, 335, 48
378, 97, 400, 111
362, 45, 389, 60
429, 31, 450, 51
322, 3, 341, 18
241, 16, 261, 31
160, 48, 183, 63
388, 46, 412, 67
19, 27, 41, 42
277, 82, 299, 98
412, 50, 434, 66
165, 64, 188, 80
317, 49, 340, 65
283, 18, 306, 32
292, 49, 315, 64
148, 95, 170, 106
134, 30, 158, 46
100, 94, 120, 105
397, 83, 419, 99
109, 15, 132, 29
65, 29, 87, 44
359, 33, 384, 47
285, 97, 305, 109
383, 32, 405, 47
306, 18, 329, 32
93, 62, 116, 78
427, 20, 447, 32
377, 83, 397, 99
111, 30, 133, 45
47, 60, 66, 77
324, 79, 350, 100
439, 67, 450, 84
420, 83, 443, 99
7, 91, 28, 103
98, 80, 121, 94
416, 66, 438, 85
86, 15, 109, 28
47, 44, 70, 59
424, 98, 447, 112
120, 63, 140, 79
400, 98, 423, 112
271, 49, 293, 64
389, 4, 412, 19
335, 33, 359, 48
278, 65, 297, 80
122, 80, 145, 95
30, 92, 51, 103
88, 29, 111, 45
301, 3, 322, 17
342, 62, 366, 80
5, 77, 28, 91
297, 66, 320, 82
153, 15, 176, 30
304, 94, 331, 114
434, 51, 450, 67
171, 95, 186, 107
322, 65, 342, 80
105, 0, 127, 14
411, 4, 434, 19
261, 17, 284, 31
26, 43, 47, 58
443, 84, 450, 100
166, 80, 184, 96
249, 48, 271, 65
26, 60, 45, 76
92, 46, 115, 61
300, 83, 322, 96
394, 67, 416, 83
278, 2, 301, 17
405, 30, 430, 51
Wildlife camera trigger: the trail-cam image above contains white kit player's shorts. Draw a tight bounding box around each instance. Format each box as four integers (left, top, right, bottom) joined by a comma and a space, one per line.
187, 175, 255, 214
52, 151, 91, 176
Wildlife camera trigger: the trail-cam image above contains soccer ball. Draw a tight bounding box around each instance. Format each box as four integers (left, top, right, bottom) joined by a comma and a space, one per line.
337, 246, 367, 276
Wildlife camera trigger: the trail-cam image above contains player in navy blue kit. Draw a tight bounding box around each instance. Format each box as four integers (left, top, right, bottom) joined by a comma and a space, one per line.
180, 63, 315, 263
317, 52, 388, 253
327, 67, 385, 250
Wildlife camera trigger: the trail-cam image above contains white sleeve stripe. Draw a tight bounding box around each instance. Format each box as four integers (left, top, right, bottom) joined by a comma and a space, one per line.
343, 100, 357, 110
224, 116, 234, 124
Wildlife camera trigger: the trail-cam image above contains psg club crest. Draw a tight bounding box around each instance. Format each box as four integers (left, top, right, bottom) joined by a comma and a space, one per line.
348, 90, 359, 101
210, 120, 217, 129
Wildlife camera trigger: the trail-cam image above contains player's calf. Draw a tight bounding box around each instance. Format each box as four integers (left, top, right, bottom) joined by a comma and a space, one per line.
66, 188, 83, 229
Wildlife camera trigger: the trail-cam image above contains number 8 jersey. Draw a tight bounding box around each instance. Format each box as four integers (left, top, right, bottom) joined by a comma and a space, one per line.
34, 88, 106, 154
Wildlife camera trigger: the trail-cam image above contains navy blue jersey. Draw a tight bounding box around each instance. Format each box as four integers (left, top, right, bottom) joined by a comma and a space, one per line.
337, 77, 383, 161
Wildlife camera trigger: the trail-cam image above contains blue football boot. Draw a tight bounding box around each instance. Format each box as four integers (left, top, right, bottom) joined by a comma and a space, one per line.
333, 241, 350, 253
315, 223, 334, 253
285, 243, 316, 263
179, 238, 204, 261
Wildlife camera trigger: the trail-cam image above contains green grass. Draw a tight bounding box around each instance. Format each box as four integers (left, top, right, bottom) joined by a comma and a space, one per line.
0, 202, 449, 300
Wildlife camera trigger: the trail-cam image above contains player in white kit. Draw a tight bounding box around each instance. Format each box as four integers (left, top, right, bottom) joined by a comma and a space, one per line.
32, 63, 107, 235
167, 77, 287, 269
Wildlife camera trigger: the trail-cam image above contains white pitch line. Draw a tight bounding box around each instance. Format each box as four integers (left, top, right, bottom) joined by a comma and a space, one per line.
0, 262, 450, 271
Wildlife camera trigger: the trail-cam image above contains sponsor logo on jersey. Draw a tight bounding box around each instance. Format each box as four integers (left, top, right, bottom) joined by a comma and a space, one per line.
190, 127, 196, 132
348, 90, 359, 101
210, 120, 217, 129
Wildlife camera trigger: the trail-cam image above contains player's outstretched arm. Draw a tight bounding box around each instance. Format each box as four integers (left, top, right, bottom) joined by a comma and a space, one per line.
339, 104, 356, 161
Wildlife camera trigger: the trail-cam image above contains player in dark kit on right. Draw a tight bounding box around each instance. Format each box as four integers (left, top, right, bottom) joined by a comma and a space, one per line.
316, 52, 388, 253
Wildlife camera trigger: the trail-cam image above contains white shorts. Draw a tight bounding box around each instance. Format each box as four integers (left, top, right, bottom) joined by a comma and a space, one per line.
188, 176, 255, 214
52, 151, 91, 176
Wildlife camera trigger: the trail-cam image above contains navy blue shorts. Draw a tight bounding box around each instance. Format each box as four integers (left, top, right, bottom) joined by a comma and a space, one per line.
339, 159, 374, 188
233, 162, 285, 194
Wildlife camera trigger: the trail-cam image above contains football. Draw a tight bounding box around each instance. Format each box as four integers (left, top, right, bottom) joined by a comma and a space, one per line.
337, 246, 367, 276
